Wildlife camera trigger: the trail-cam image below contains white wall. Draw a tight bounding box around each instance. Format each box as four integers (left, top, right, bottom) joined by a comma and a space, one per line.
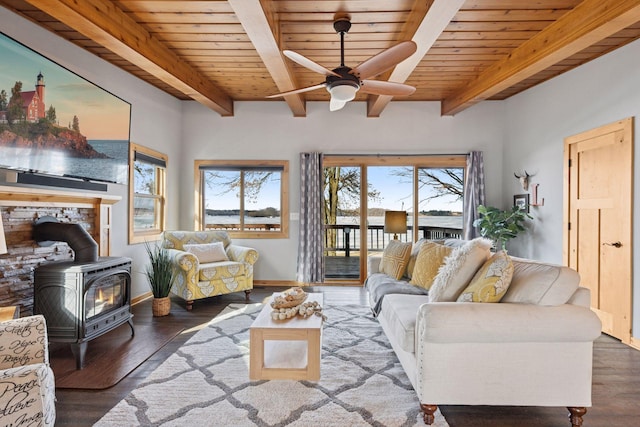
0, 7, 183, 297
503, 38, 640, 335
181, 100, 506, 280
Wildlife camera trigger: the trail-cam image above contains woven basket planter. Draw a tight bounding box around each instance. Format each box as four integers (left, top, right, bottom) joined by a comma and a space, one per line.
152, 296, 171, 317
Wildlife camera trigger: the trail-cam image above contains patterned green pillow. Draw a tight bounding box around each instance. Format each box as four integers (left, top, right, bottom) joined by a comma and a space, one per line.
380, 240, 412, 280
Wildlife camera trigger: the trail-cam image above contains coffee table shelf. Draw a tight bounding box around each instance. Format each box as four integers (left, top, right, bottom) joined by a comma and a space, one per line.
249, 292, 323, 380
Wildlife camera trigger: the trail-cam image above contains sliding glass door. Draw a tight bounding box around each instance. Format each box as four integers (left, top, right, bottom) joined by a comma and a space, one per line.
322, 155, 466, 284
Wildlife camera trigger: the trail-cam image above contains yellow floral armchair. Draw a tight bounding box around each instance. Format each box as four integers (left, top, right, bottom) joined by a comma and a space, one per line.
161, 230, 259, 310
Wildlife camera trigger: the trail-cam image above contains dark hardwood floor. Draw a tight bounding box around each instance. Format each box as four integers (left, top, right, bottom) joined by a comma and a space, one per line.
54, 286, 640, 426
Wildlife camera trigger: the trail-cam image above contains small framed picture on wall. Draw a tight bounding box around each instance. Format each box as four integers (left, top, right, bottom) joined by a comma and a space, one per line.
514, 194, 530, 213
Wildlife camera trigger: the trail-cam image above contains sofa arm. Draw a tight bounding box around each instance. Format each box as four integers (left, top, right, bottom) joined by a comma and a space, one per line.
165, 249, 199, 290
367, 254, 383, 274
226, 244, 259, 266
0, 315, 49, 370
417, 302, 602, 344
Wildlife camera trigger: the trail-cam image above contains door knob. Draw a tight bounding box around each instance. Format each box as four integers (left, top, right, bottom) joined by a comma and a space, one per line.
603, 241, 622, 248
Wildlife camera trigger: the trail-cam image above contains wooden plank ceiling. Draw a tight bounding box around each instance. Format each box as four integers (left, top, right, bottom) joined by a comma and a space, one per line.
1, 0, 640, 117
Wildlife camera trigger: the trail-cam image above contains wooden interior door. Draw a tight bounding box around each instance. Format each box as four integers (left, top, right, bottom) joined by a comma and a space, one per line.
564, 117, 633, 343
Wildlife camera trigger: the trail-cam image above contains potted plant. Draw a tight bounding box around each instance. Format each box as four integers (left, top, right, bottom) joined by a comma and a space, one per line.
144, 242, 176, 316
473, 204, 532, 251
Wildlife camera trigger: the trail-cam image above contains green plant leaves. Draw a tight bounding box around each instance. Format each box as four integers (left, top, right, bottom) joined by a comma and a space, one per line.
473, 204, 532, 250
145, 242, 176, 298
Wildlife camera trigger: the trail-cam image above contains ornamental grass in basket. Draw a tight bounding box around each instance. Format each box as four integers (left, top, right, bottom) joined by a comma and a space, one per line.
145, 242, 177, 316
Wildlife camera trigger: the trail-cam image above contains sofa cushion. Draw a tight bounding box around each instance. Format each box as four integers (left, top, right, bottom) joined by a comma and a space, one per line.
199, 261, 245, 281
457, 251, 514, 302
365, 272, 428, 316
405, 238, 426, 279
501, 257, 580, 305
409, 242, 453, 290
379, 294, 430, 353
428, 238, 492, 302
184, 242, 229, 263
380, 240, 412, 280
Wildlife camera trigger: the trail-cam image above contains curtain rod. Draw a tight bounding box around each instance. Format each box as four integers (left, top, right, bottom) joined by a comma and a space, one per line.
322, 153, 470, 157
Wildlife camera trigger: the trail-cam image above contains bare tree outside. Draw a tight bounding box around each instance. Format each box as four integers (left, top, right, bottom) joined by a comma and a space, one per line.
392, 167, 464, 210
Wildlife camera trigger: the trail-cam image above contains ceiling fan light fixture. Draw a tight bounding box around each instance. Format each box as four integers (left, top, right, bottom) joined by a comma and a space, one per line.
328, 82, 359, 102
329, 99, 347, 112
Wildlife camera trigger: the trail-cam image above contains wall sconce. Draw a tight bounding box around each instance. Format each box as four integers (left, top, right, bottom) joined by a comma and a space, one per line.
384, 210, 407, 240
0, 215, 7, 255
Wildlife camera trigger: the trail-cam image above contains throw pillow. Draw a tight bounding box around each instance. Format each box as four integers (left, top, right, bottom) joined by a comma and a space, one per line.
409, 242, 453, 290
380, 240, 412, 280
457, 251, 514, 302
405, 238, 426, 279
183, 242, 229, 263
428, 237, 492, 302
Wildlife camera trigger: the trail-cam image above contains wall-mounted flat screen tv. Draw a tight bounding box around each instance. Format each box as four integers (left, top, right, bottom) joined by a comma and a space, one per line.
0, 32, 131, 185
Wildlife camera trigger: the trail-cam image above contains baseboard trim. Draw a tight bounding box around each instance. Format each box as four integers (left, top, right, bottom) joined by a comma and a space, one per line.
132, 292, 153, 305
254, 280, 301, 287
629, 336, 640, 351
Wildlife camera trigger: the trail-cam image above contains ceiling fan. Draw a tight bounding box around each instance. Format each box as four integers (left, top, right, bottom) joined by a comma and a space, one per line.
267, 15, 418, 111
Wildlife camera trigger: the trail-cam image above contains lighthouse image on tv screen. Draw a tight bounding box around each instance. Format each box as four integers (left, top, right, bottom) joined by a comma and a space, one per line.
0, 32, 131, 185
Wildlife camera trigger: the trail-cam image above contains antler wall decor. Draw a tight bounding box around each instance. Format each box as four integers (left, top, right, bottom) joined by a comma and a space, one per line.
514, 171, 531, 191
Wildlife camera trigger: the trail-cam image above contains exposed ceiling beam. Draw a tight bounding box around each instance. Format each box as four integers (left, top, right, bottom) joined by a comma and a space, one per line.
22, 0, 234, 116
367, 0, 466, 117
442, 0, 640, 116
229, 0, 306, 117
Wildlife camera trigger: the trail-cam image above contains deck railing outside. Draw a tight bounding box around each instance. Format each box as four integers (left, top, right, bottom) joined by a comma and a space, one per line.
324, 224, 463, 256
323, 223, 462, 279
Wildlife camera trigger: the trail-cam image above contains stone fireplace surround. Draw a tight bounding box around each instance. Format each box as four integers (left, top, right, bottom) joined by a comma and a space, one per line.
0, 184, 119, 316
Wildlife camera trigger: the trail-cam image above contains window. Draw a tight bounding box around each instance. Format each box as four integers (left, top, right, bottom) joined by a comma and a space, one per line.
128, 143, 167, 244
195, 160, 289, 238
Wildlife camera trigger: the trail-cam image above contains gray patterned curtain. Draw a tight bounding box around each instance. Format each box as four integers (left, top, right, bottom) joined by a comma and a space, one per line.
463, 151, 486, 240
297, 152, 325, 283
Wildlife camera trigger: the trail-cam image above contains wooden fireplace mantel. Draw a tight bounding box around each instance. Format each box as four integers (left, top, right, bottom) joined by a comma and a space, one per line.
0, 185, 121, 256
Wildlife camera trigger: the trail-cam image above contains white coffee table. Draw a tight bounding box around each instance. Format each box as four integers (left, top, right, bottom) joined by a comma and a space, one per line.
249, 292, 323, 380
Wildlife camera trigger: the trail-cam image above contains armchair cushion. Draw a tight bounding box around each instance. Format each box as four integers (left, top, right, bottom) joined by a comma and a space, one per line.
184, 242, 229, 263
199, 261, 246, 281
0, 315, 56, 427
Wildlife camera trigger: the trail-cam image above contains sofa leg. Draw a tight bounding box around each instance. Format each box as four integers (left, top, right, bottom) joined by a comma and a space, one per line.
568, 407, 587, 426
420, 404, 438, 425
186, 300, 194, 311
244, 289, 251, 302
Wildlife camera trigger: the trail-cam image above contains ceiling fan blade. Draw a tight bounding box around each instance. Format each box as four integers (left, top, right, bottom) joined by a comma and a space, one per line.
329, 98, 347, 112
283, 50, 340, 77
359, 80, 416, 96
350, 41, 417, 80
266, 83, 326, 98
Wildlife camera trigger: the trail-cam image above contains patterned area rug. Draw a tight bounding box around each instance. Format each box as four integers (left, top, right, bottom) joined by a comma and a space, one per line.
95, 303, 448, 427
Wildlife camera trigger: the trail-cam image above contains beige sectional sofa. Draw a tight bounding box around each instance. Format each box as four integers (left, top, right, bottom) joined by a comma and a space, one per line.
365, 238, 602, 427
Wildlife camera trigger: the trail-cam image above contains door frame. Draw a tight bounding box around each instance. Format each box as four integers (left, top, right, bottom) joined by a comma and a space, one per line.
563, 116, 634, 344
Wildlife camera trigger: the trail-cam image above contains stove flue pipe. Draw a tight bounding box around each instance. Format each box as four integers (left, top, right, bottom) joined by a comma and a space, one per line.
33, 217, 99, 263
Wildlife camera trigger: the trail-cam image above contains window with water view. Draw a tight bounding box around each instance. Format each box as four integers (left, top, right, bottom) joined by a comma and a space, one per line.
196, 160, 289, 238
